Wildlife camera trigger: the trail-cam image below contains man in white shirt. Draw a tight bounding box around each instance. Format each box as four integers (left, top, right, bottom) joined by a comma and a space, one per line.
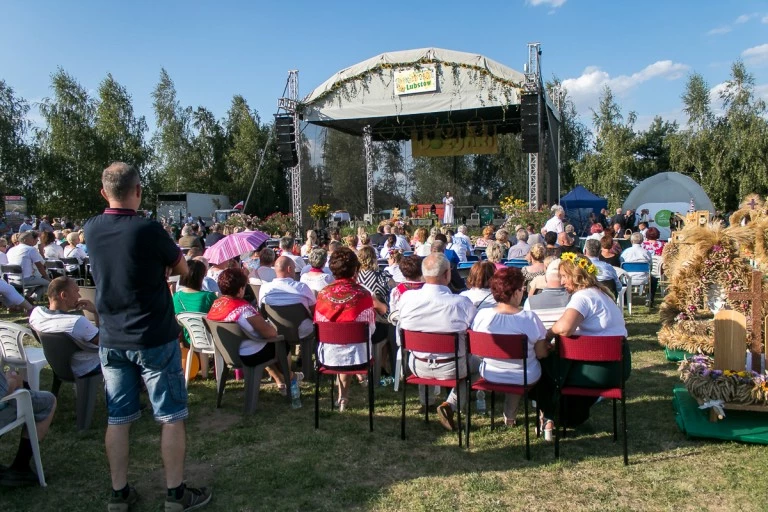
29, 277, 100, 377
507, 228, 531, 259
393, 226, 411, 252
528, 227, 546, 247
398, 253, 477, 431
543, 206, 565, 234
259, 256, 316, 338
18, 218, 34, 233
453, 225, 473, 254
6, 231, 50, 300
278, 236, 305, 272
620, 232, 652, 287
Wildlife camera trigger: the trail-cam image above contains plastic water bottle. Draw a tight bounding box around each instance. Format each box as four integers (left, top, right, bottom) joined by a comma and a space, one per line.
379, 376, 395, 387
476, 391, 487, 415
290, 373, 303, 409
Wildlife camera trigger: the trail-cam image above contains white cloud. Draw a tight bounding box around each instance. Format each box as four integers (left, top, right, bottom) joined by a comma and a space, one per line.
742, 43, 768, 65
708, 82, 729, 113
562, 60, 689, 113
526, 0, 566, 8
763, 15, 768, 24
707, 26, 732, 36
707, 12, 761, 35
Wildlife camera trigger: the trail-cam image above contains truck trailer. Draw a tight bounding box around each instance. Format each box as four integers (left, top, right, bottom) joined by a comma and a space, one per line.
156, 192, 231, 224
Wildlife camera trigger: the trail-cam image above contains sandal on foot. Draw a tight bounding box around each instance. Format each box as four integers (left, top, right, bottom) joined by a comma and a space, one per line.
277, 384, 287, 396
337, 398, 349, 412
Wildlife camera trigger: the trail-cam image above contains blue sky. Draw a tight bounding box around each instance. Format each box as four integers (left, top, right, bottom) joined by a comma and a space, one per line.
1, 0, 766, 133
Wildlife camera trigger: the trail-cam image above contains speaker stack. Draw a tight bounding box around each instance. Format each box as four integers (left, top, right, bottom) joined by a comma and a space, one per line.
275, 114, 298, 167
520, 93, 540, 153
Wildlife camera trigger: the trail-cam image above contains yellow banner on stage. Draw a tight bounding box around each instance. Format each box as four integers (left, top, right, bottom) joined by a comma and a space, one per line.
411, 126, 499, 157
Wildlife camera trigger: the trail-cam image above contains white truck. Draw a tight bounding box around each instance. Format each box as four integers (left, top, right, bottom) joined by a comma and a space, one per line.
156, 192, 231, 224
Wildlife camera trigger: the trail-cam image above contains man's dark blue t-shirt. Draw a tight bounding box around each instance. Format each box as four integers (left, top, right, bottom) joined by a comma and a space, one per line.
84, 208, 182, 350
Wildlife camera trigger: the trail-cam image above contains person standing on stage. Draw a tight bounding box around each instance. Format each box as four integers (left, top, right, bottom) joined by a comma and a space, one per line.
442, 192, 455, 225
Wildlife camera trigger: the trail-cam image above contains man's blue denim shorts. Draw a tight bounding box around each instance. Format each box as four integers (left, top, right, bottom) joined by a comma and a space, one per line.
99, 341, 189, 425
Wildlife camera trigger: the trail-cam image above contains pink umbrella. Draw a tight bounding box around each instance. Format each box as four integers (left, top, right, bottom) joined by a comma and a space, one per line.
203, 231, 270, 265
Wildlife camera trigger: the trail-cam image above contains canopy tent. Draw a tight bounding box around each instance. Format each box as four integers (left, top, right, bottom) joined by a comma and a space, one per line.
300, 47, 559, 141
560, 185, 608, 236
289, 46, 563, 225
623, 172, 715, 240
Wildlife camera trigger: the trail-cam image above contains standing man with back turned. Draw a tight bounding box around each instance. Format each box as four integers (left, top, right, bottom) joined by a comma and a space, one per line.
85, 162, 211, 512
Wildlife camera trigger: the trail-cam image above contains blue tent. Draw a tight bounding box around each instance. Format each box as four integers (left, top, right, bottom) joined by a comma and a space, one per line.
560, 186, 608, 236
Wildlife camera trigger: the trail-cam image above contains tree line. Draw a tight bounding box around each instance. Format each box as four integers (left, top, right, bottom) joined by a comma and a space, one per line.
1, 61, 766, 223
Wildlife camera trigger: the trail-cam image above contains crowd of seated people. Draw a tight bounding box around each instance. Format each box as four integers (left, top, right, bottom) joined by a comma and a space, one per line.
0, 202, 668, 487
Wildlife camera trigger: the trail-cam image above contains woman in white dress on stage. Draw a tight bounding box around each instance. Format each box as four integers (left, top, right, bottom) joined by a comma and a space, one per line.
442, 191, 455, 225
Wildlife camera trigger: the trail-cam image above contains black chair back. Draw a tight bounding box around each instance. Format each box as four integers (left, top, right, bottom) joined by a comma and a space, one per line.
202, 319, 245, 368
35, 330, 79, 382
261, 303, 311, 342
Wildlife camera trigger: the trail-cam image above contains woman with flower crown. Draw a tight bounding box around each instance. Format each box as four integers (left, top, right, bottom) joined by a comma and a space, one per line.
534, 253, 629, 436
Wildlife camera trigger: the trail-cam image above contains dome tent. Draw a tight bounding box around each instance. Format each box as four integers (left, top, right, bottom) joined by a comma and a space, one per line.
623, 172, 715, 240
560, 185, 608, 236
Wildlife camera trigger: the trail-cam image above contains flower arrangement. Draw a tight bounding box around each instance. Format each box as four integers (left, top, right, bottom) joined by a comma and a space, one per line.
409, 204, 418, 216
679, 354, 768, 405
498, 196, 550, 230
258, 212, 296, 236
560, 252, 598, 276
308, 204, 331, 220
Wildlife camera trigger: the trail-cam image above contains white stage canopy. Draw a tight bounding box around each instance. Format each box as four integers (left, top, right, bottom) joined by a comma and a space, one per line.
300, 48, 542, 140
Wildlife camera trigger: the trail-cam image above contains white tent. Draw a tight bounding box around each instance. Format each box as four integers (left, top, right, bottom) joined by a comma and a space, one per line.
623, 172, 715, 240
300, 48, 534, 139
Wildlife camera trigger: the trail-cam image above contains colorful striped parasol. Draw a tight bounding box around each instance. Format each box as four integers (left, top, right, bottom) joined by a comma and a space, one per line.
203, 231, 269, 265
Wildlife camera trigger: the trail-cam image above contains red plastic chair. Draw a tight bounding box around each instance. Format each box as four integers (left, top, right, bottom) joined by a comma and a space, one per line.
554, 335, 628, 465
466, 330, 536, 459
399, 329, 466, 447
314, 321, 374, 432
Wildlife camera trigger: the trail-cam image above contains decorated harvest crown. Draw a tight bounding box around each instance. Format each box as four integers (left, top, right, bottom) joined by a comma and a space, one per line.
560, 252, 598, 276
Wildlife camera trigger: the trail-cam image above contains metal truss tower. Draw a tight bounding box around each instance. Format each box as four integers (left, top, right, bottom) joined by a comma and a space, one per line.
524, 42, 542, 211
278, 70, 303, 230
363, 125, 375, 220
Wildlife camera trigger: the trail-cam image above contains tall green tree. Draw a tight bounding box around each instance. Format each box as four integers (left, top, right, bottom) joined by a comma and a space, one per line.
223, 95, 289, 217
572, 85, 637, 208
0, 80, 36, 206
150, 68, 196, 192
37, 68, 102, 218
323, 130, 367, 216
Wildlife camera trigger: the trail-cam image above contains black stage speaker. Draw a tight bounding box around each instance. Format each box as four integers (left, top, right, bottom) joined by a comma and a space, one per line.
275, 114, 298, 167
520, 93, 539, 153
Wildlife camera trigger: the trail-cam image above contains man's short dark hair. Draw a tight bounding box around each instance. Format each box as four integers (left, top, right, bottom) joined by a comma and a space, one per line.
102, 162, 139, 201
584, 239, 600, 257
48, 276, 74, 297
544, 231, 557, 245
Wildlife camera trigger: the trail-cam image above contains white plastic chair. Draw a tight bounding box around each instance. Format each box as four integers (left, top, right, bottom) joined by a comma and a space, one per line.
176, 313, 215, 386
0, 389, 47, 486
0, 322, 49, 391
614, 269, 633, 316
168, 275, 181, 294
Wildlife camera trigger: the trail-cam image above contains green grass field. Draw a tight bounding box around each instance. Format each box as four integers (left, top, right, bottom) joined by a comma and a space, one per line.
2, 306, 767, 512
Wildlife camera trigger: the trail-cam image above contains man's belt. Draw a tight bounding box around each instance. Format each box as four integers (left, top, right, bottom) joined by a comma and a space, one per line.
412, 355, 457, 364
